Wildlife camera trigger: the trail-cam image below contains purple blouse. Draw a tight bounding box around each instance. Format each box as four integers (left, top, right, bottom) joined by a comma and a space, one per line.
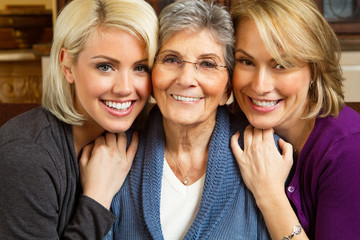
286, 106, 360, 239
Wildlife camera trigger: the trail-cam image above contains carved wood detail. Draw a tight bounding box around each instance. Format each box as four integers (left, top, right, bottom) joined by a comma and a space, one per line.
0, 60, 42, 103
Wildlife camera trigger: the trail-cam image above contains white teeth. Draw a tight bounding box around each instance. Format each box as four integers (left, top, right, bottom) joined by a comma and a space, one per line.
105, 101, 132, 111
172, 94, 200, 102
251, 99, 278, 107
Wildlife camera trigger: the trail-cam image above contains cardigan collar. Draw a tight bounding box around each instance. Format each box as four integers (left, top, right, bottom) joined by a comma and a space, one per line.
141, 105, 241, 239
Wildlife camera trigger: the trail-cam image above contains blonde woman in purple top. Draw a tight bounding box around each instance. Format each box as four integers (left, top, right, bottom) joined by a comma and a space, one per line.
230, 0, 360, 239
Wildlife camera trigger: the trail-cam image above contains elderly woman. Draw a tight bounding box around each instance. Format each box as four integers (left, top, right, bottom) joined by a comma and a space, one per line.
230, 0, 360, 239
87, 0, 270, 239
0, 0, 157, 238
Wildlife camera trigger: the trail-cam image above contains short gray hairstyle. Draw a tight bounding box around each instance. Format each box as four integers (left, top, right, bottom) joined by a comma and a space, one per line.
159, 0, 234, 80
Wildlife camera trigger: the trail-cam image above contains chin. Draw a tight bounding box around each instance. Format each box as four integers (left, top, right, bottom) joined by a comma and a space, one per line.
106, 123, 133, 134
247, 118, 275, 130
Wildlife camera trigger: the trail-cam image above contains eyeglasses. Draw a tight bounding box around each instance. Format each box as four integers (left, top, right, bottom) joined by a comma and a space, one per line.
154, 53, 227, 77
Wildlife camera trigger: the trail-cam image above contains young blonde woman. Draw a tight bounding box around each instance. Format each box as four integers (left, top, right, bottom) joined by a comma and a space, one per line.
230, 0, 360, 239
0, 0, 157, 238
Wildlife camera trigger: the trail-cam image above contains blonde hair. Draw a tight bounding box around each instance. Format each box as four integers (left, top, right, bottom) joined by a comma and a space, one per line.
231, 0, 344, 118
42, 0, 158, 125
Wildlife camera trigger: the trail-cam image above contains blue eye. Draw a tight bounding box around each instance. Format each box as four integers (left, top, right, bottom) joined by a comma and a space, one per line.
97, 64, 113, 72
134, 65, 149, 73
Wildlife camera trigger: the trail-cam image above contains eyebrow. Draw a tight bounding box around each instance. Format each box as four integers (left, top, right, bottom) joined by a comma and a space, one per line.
92, 55, 120, 64
91, 55, 148, 65
159, 50, 223, 62
235, 49, 254, 59
235, 48, 283, 65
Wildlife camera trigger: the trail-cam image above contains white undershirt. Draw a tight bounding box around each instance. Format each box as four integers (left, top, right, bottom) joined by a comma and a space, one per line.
160, 158, 205, 240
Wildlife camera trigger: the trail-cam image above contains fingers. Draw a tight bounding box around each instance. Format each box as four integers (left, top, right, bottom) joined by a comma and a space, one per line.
94, 134, 106, 146
231, 131, 244, 159
116, 132, 127, 151
243, 125, 254, 150
252, 127, 263, 143
263, 128, 275, 143
79, 143, 94, 167
104, 132, 117, 147
278, 138, 294, 165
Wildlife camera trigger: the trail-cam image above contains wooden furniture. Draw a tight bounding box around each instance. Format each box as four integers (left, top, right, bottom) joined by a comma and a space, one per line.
0, 50, 42, 103
314, 0, 360, 50
0, 102, 40, 126
0, 7, 52, 50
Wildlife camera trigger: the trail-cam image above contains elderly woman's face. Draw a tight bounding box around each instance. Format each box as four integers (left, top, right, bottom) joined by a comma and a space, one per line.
232, 19, 311, 131
152, 29, 229, 127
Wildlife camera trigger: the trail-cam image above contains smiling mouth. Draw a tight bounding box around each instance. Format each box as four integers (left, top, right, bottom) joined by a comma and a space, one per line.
251, 98, 280, 107
171, 94, 201, 102
104, 100, 132, 111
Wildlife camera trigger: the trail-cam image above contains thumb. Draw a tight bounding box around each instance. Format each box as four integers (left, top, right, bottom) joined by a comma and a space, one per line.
231, 131, 244, 160
278, 138, 293, 165
79, 143, 94, 167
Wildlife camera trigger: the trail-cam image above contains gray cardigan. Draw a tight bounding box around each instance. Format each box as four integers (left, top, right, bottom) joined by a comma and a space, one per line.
0, 107, 115, 239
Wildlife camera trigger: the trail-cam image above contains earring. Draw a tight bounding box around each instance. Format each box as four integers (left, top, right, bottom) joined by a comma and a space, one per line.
310, 80, 314, 88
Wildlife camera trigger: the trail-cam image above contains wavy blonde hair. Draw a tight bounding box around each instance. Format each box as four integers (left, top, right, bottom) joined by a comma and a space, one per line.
231, 0, 344, 118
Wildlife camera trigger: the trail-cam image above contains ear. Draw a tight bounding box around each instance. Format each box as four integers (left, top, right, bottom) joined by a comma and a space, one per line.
59, 48, 75, 84
219, 82, 231, 106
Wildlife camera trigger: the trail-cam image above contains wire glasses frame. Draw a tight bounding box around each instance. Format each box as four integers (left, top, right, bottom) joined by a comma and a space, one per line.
154, 54, 227, 76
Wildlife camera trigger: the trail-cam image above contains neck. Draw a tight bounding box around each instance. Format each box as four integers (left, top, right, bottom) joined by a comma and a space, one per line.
163, 117, 215, 185
276, 117, 316, 157
72, 121, 105, 158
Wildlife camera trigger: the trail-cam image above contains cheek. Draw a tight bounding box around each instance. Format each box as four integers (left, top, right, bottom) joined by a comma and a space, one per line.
232, 69, 247, 92
151, 68, 169, 92
276, 77, 307, 97
133, 76, 151, 99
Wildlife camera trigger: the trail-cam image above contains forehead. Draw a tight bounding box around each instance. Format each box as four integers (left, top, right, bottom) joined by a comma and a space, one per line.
160, 29, 224, 59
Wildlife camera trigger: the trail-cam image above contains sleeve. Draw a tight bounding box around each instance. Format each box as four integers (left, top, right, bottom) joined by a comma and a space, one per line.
0, 139, 116, 240
0, 140, 61, 239
62, 195, 116, 240
314, 133, 360, 239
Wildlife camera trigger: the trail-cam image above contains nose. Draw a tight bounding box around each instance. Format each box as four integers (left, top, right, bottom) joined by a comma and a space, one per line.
112, 71, 132, 95
176, 62, 198, 87
251, 67, 274, 94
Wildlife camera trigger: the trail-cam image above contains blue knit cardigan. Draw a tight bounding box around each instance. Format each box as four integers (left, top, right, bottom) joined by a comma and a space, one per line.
104, 105, 270, 240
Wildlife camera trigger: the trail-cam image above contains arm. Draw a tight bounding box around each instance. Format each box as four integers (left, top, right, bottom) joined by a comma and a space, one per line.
0, 137, 122, 240
0, 140, 62, 239
79, 132, 138, 209
313, 135, 360, 239
231, 125, 309, 240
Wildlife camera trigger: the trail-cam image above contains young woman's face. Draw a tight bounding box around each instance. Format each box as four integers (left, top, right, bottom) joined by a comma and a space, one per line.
152, 29, 229, 127
64, 29, 151, 133
232, 20, 311, 131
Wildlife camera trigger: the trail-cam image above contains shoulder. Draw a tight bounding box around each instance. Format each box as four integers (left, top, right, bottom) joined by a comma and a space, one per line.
310, 106, 360, 147
303, 106, 360, 177
1, 107, 55, 142
0, 107, 72, 175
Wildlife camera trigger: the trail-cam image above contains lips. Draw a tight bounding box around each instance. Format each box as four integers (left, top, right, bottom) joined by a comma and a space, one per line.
251, 98, 280, 107
171, 94, 201, 102
104, 100, 132, 111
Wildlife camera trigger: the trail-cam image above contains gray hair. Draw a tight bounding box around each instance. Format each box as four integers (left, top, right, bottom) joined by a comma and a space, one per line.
159, 0, 234, 78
